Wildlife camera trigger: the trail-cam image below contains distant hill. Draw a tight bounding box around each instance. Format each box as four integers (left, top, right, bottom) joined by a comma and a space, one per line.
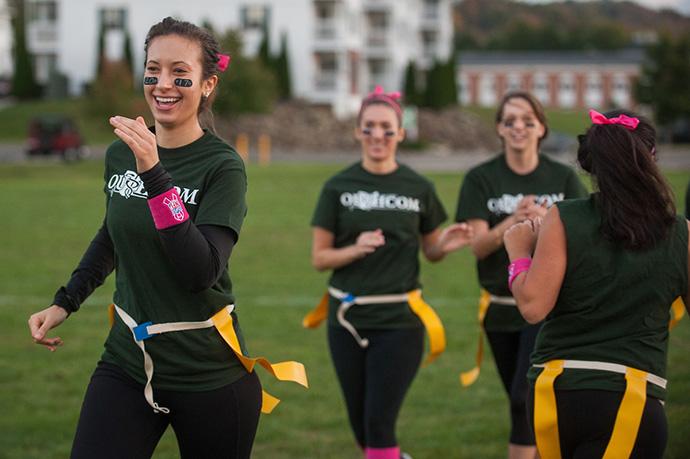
453, 0, 690, 50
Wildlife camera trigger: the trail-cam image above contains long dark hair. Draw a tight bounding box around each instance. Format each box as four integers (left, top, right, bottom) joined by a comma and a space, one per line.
144, 17, 223, 132
577, 110, 676, 250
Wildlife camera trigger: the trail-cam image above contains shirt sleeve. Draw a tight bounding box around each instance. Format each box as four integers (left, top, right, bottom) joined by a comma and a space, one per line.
311, 182, 339, 232
193, 161, 248, 238
53, 220, 115, 314
455, 169, 490, 223
564, 168, 589, 199
420, 182, 448, 234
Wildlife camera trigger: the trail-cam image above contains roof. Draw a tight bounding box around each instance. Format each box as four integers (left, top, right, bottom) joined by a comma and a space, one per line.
457, 48, 646, 66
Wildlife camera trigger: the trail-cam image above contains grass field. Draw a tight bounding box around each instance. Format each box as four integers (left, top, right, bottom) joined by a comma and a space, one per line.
1, 160, 689, 459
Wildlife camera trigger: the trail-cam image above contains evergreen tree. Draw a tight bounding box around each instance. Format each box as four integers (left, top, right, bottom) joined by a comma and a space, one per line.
402, 61, 419, 106
275, 33, 292, 99
214, 29, 278, 114
423, 61, 443, 109
96, 21, 105, 78
444, 54, 458, 106
123, 28, 134, 77
635, 32, 690, 126
257, 24, 272, 70
10, 0, 41, 99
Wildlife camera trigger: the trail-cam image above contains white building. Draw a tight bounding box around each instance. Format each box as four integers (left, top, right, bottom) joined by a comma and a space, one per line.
457, 49, 645, 109
21, 0, 452, 117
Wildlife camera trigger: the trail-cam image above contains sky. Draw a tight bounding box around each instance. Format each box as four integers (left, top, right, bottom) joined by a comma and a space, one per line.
519, 0, 690, 15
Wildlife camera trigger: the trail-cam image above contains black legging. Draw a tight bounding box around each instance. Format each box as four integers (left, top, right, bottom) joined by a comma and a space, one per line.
486, 322, 541, 445
71, 361, 262, 459
328, 325, 424, 449
527, 388, 667, 458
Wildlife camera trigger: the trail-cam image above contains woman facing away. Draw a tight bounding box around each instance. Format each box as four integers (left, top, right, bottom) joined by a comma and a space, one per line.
455, 91, 587, 459
304, 86, 473, 459
504, 109, 689, 458
27, 17, 305, 459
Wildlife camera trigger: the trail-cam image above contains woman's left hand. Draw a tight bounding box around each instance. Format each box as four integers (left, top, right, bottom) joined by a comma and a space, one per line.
109, 116, 159, 173
504, 217, 542, 259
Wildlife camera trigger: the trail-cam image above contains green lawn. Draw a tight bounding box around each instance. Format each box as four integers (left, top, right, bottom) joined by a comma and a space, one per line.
0, 160, 688, 458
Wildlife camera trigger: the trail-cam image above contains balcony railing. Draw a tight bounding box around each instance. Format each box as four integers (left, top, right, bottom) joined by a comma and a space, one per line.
315, 72, 338, 91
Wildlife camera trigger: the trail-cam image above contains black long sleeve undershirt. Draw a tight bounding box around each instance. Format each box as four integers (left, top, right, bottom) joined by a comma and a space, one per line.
53, 163, 236, 313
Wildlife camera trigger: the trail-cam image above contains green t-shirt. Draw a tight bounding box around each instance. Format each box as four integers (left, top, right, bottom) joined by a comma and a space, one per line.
455, 154, 588, 331
101, 130, 250, 392
311, 162, 447, 329
528, 197, 688, 400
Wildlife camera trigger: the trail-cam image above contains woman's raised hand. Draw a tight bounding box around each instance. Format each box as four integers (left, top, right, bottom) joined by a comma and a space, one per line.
354, 229, 386, 257
110, 116, 159, 173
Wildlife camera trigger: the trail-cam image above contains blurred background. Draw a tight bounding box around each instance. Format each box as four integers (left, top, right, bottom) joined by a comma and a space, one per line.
0, 0, 689, 159
1, 1, 689, 458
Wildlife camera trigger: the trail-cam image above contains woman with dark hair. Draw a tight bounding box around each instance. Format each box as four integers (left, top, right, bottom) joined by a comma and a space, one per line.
455, 91, 587, 459
504, 109, 688, 458
305, 86, 472, 459
27, 17, 305, 459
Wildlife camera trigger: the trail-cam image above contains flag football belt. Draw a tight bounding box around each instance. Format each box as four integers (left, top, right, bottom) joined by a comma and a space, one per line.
670, 297, 685, 330
459, 289, 516, 387
533, 359, 666, 459
302, 287, 446, 365
109, 304, 308, 415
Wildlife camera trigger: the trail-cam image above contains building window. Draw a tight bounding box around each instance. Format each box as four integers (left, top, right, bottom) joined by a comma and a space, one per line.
241, 5, 270, 29
100, 8, 126, 30
27, 1, 57, 23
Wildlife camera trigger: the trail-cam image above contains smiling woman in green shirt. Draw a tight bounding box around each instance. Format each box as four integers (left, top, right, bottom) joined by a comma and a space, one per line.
455, 91, 587, 459
308, 86, 472, 459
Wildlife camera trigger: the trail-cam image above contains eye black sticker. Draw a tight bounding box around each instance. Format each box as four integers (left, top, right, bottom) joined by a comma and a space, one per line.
174, 79, 193, 87
143, 76, 158, 85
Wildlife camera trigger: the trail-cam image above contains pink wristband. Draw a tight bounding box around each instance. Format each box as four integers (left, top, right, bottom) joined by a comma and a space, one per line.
508, 257, 532, 291
147, 188, 189, 229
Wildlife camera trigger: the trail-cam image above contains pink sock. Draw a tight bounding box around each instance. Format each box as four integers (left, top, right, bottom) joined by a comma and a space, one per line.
364, 446, 400, 459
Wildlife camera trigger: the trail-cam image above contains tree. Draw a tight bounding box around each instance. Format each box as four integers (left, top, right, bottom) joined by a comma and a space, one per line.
95, 21, 105, 78
9, 0, 41, 99
275, 33, 292, 99
214, 30, 278, 114
422, 58, 457, 109
123, 28, 134, 78
635, 33, 690, 126
402, 61, 419, 106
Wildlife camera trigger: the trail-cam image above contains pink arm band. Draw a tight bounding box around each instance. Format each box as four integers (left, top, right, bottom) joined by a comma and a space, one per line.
147, 188, 189, 230
508, 257, 532, 291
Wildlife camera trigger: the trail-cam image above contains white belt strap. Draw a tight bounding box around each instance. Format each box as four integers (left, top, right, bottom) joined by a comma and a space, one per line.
489, 294, 517, 306
113, 304, 235, 414
328, 286, 410, 348
534, 359, 667, 389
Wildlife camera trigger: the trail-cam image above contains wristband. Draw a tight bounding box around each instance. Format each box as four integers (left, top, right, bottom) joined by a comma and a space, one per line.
508, 257, 532, 291
147, 188, 189, 229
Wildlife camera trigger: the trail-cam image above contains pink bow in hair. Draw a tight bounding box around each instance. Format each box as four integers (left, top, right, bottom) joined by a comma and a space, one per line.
371, 85, 401, 101
589, 109, 639, 131
217, 53, 231, 73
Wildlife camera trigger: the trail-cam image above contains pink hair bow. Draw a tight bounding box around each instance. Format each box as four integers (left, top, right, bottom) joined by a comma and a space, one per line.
217, 53, 231, 73
589, 109, 639, 131
371, 85, 402, 101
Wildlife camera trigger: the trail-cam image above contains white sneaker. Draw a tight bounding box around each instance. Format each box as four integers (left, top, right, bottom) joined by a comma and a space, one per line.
400, 453, 413, 459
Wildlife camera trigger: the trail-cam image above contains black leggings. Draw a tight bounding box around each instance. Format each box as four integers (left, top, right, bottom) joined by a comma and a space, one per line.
328, 325, 424, 449
527, 388, 667, 458
486, 323, 541, 445
71, 361, 262, 459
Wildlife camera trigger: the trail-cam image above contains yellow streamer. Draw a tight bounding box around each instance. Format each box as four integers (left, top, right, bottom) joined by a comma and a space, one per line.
534, 360, 565, 459
407, 290, 446, 366
459, 290, 491, 387
302, 292, 329, 328
211, 308, 309, 414
670, 297, 685, 330
602, 368, 647, 459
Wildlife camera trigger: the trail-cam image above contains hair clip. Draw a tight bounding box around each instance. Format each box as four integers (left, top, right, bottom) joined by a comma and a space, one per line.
589, 109, 639, 131
217, 53, 231, 73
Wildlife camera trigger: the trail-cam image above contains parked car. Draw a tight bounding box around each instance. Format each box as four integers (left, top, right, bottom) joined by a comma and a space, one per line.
26, 115, 89, 161
540, 130, 578, 155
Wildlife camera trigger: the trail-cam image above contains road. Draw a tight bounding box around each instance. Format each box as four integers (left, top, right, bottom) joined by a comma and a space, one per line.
1, 143, 689, 172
